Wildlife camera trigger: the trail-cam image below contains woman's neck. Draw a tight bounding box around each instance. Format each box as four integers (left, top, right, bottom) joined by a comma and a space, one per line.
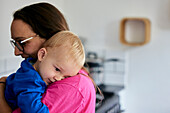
32, 62, 38, 71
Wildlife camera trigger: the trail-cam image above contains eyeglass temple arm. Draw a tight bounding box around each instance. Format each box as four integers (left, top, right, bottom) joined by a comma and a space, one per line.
20, 37, 33, 43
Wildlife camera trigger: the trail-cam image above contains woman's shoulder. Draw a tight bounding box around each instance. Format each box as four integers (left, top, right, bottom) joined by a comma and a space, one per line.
43, 68, 95, 98
48, 73, 93, 91
44, 73, 96, 102
42, 73, 96, 113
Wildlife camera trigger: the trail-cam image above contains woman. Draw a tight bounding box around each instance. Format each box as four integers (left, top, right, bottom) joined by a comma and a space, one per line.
0, 2, 96, 113
10, 2, 69, 58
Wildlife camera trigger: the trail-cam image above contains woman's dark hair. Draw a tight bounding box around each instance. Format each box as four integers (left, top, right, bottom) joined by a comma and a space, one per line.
13, 2, 69, 40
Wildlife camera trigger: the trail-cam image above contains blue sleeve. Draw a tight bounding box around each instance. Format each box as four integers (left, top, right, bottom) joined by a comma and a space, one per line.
5, 58, 49, 113
15, 75, 49, 113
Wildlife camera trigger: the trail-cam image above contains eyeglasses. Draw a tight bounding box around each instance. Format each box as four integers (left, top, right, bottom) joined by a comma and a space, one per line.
10, 35, 38, 52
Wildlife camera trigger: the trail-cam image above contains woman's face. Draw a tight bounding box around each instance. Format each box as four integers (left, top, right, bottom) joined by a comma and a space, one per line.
11, 19, 46, 58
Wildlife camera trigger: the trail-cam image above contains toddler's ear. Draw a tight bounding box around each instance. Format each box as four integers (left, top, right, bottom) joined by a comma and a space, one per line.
38, 48, 47, 61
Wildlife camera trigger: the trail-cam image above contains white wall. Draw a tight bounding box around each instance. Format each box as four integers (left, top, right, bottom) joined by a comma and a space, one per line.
1, 0, 170, 113
62, 0, 170, 113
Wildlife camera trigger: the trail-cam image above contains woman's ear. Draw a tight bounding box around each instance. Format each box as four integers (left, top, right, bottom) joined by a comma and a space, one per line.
37, 48, 47, 61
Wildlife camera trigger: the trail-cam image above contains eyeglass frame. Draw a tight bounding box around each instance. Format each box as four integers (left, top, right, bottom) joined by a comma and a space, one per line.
10, 34, 39, 52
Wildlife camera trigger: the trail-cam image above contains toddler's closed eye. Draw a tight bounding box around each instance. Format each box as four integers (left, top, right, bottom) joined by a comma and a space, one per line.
55, 68, 60, 71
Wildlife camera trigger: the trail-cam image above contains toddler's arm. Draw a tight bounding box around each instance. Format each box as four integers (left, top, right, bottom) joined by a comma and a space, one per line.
5, 74, 49, 113
16, 79, 49, 113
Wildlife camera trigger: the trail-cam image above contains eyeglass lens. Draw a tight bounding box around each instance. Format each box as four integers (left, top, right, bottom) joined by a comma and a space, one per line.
10, 40, 24, 52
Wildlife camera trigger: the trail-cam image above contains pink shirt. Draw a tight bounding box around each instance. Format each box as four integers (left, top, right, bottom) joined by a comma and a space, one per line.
13, 70, 96, 113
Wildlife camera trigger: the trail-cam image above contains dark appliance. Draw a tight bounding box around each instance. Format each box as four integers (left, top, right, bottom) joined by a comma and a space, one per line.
85, 52, 104, 85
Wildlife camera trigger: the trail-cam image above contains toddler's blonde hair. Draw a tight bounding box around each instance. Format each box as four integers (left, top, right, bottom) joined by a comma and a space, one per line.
43, 31, 85, 68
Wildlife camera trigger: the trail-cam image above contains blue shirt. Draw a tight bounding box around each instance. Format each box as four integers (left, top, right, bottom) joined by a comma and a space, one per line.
5, 58, 49, 113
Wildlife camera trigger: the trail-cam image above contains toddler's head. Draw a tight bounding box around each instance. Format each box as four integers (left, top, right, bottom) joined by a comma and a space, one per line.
35, 31, 85, 85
